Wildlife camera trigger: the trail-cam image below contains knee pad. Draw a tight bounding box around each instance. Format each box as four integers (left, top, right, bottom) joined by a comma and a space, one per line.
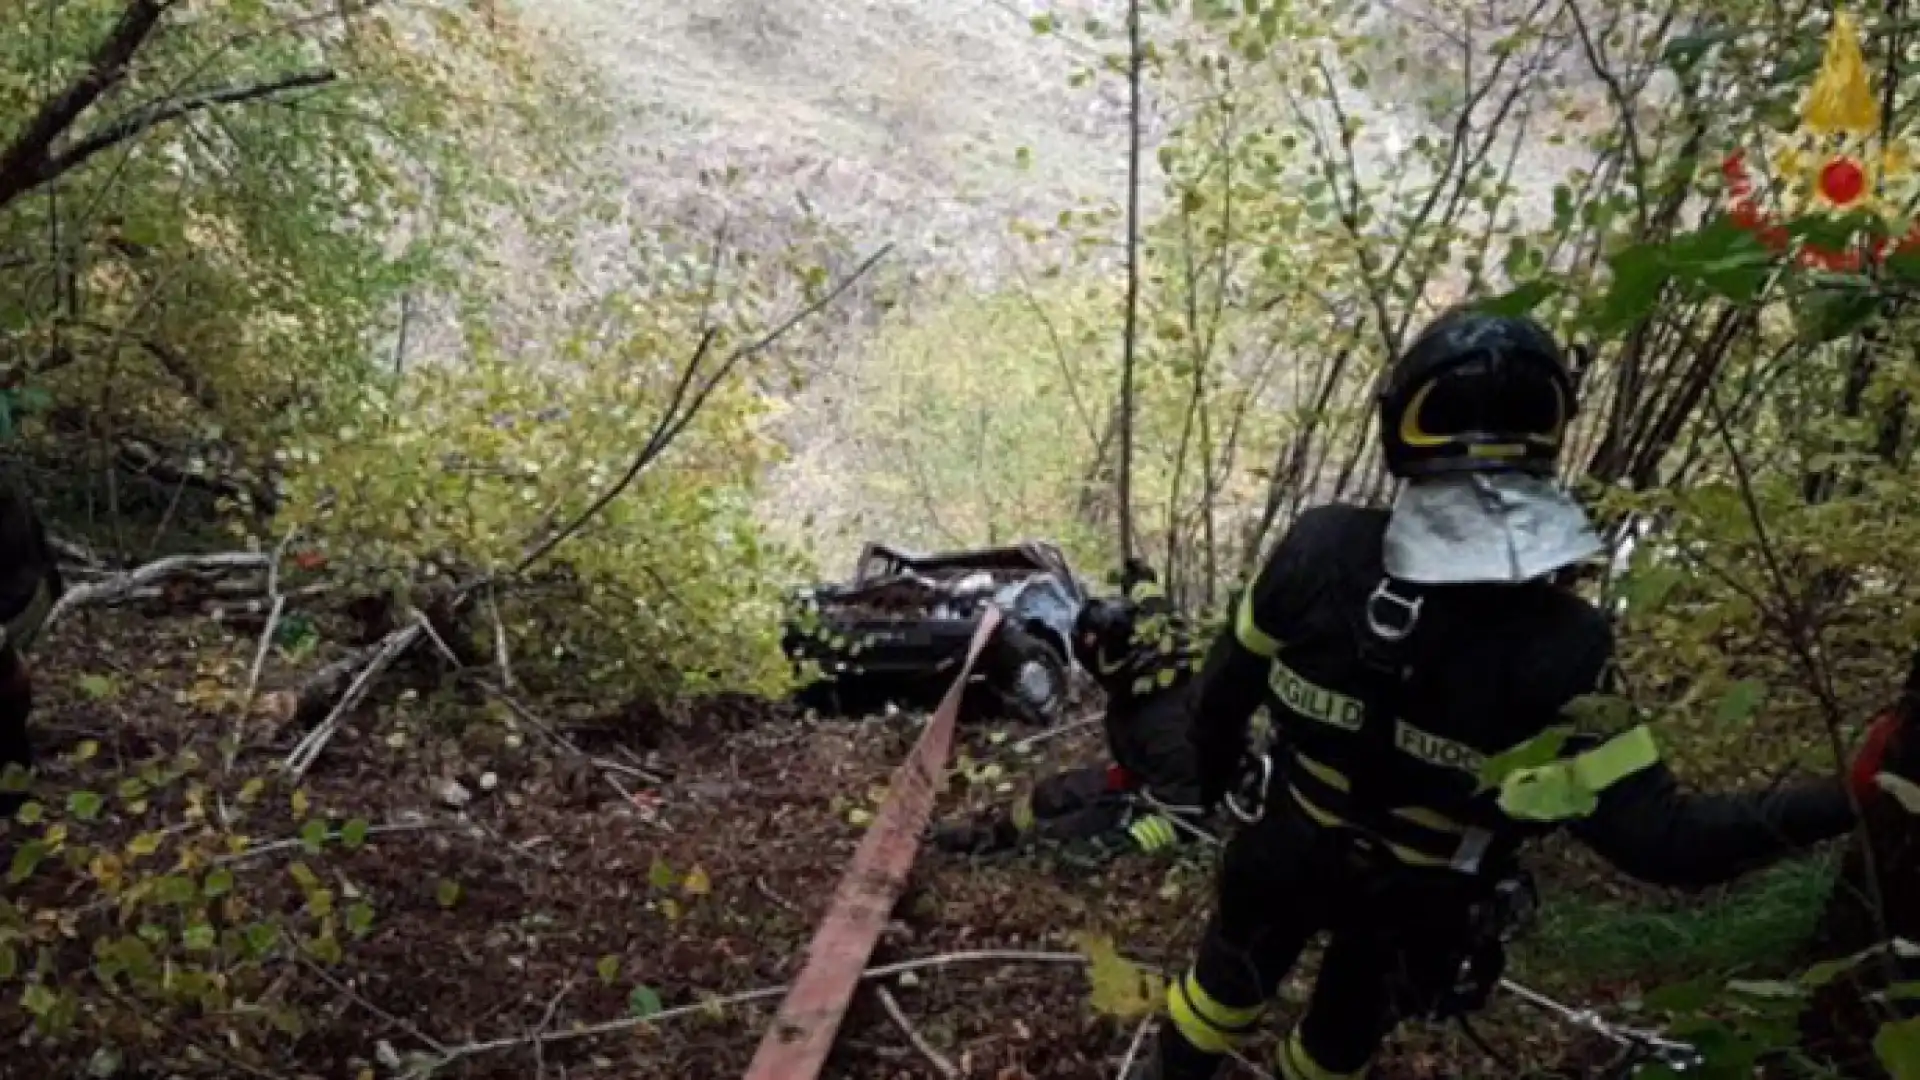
1166, 968, 1263, 1054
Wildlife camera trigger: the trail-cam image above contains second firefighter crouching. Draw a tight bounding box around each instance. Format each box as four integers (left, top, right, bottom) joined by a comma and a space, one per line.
932, 562, 1207, 858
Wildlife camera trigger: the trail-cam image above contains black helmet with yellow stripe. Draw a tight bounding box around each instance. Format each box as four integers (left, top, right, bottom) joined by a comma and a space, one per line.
1377, 308, 1575, 479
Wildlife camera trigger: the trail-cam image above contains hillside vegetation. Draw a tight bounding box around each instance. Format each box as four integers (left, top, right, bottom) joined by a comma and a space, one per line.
2, 1, 1919, 1078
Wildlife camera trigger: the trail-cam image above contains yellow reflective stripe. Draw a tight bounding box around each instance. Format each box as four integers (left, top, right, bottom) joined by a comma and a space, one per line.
1010, 794, 1036, 832
1288, 785, 1345, 830
1389, 805, 1469, 834
1235, 584, 1281, 657
1288, 786, 1454, 869
1168, 972, 1261, 1053
1278, 1029, 1362, 1080
1498, 724, 1661, 823
1294, 753, 1350, 792
1129, 815, 1177, 850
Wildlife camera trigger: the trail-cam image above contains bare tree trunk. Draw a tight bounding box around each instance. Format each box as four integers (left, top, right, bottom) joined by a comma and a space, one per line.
1116, 0, 1144, 565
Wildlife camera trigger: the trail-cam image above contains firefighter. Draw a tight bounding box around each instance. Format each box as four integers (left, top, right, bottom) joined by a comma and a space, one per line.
931, 559, 1207, 857
1132, 308, 1913, 1080
0, 478, 60, 817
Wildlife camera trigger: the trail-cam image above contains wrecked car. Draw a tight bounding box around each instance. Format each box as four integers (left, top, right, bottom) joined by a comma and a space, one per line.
781, 541, 1087, 724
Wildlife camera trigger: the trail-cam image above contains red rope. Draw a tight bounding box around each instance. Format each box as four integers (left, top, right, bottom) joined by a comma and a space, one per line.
741, 605, 1005, 1080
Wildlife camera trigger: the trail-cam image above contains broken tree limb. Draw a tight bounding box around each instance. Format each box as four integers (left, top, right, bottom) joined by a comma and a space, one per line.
42, 551, 269, 633
283, 619, 424, 782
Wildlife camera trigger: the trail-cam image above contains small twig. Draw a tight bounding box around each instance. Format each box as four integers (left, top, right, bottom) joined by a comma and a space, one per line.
592, 756, 664, 785
213, 821, 437, 866
1116, 1015, 1155, 1079
412, 949, 1100, 1074
875, 986, 959, 1079
754, 874, 799, 913
1010, 717, 1098, 753
472, 678, 635, 803
42, 550, 269, 632
297, 956, 448, 1055
486, 586, 515, 690
532, 976, 577, 1077
236, 528, 300, 758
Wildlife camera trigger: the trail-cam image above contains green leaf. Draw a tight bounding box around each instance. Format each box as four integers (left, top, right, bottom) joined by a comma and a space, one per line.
1727, 978, 1802, 1000
1029, 13, 1054, 34
244, 923, 281, 959
182, 923, 217, 951
1619, 565, 1682, 612
0, 944, 16, 980
340, 818, 371, 850
1714, 680, 1767, 724
154, 875, 198, 905
1660, 31, 1731, 73
1643, 976, 1718, 1015
597, 954, 621, 985
1876, 1017, 1920, 1080
436, 879, 462, 909
21, 983, 56, 1016
345, 902, 376, 938
76, 674, 118, 701
0, 763, 29, 793
647, 857, 676, 891
628, 984, 664, 1018
65, 791, 104, 821
1796, 286, 1881, 344
1589, 244, 1670, 337
299, 819, 330, 854
202, 868, 234, 899
1476, 727, 1570, 793
1668, 218, 1775, 302
8, 841, 48, 884
1475, 279, 1561, 317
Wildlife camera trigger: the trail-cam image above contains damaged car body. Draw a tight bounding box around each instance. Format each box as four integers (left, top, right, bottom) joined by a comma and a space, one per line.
781, 540, 1087, 724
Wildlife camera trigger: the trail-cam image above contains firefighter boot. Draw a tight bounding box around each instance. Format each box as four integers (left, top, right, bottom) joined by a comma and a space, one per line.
930, 814, 1019, 855
1124, 1026, 1224, 1080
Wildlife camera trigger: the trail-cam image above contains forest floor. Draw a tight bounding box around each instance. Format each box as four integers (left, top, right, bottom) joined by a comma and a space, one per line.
1, 608, 1823, 1079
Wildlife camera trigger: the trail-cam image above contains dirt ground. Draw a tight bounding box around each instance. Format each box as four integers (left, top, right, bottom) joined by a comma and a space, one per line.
1, 610, 1644, 1080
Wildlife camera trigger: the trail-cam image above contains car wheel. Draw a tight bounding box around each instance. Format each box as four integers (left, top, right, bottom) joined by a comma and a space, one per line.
994, 626, 1066, 725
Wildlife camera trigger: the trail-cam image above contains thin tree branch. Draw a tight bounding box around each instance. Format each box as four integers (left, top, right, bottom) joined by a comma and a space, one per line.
513, 245, 892, 577
34, 69, 340, 194
1117, 0, 1144, 563
0, 0, 176, 210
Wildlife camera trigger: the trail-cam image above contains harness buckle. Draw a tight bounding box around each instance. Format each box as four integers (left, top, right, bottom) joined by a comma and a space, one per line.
1365, 578, 1424, 643
1224, 752, 1272, 825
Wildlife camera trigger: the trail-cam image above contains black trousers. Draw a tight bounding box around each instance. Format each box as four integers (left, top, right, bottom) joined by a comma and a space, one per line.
1165, 798, 1484, 1077
1019, 765, 1134, 843
0, 645, 33, 818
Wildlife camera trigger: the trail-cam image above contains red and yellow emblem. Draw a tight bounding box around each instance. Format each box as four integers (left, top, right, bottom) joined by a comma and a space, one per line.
1723, 12, 1920, 270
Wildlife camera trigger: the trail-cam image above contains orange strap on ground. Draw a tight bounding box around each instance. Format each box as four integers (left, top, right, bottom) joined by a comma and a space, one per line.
742, 605, 1004, 1080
